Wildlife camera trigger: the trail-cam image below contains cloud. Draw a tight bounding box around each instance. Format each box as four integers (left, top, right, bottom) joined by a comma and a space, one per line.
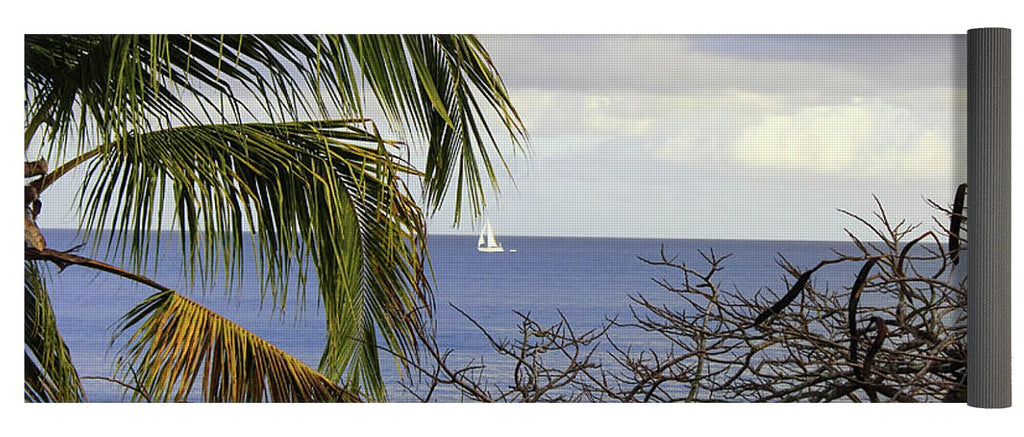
730, 89, 965, 180
479, 34, 965, 99
509, 85, 964, 177
732, 104, 875, 172
901, 128, 963, 178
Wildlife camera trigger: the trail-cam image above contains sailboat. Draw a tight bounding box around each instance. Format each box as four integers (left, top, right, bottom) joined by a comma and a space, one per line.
477, 219, 514, 252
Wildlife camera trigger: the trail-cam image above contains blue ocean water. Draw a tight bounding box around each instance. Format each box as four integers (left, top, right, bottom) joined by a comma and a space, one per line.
40, 229, 868, 402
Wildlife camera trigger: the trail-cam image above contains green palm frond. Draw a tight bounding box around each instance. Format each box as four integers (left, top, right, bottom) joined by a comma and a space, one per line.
116, 290, 359, 402
26, 34, 525, 219
25, 261, 85, 402
78, 120, 427, 400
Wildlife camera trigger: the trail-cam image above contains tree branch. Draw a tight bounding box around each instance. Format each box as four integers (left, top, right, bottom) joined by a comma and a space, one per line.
24, 247, 171, 292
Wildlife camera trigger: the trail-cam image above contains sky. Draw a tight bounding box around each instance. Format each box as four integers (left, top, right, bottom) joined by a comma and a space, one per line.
422, 34, 967, 241
34, 34, 967, 242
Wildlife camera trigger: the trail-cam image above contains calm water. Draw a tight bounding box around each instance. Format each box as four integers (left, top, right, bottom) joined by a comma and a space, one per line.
41, 229, 868, 402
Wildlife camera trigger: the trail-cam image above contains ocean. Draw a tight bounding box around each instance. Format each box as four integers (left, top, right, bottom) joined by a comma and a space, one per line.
40, 228, 869, 402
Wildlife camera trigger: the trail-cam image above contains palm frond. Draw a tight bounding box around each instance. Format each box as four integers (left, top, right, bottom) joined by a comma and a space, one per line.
116, 290, 359, 402
26, 34, 525, 219
77, 120, 428, 399
24, 261, 85, 402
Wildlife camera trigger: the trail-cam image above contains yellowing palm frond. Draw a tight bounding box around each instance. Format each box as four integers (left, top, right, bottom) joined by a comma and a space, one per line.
117, 290, 359, 403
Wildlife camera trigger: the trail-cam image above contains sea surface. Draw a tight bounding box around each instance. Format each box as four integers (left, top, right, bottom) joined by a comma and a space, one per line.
41, 229, 871, 402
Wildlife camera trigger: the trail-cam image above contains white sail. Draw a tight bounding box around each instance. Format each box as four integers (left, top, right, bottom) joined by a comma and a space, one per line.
477, 218, 505, 252
486, 220, 496, 244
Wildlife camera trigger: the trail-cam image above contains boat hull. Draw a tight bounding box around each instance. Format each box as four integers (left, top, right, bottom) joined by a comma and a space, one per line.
477, 246, 505, 253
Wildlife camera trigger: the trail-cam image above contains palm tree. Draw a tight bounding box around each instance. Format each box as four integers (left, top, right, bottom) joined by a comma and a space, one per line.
24, 35, 525, 402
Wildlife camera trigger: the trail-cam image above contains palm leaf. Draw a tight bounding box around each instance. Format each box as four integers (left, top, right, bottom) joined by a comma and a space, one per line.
76, 120, 427, 400
24, 261, 85, 402
116, 290, 359, 402
26, 34, 525, 219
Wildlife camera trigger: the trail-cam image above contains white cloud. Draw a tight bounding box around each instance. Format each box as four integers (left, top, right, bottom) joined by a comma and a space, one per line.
442, 79, 966, 239
902, 129, 960, 177
510, 86, 964, 179
732, 104, 875, 172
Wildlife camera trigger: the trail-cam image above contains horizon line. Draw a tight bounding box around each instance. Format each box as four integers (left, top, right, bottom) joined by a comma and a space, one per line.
428, 233, 884, 244
37, 227, 897, 245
